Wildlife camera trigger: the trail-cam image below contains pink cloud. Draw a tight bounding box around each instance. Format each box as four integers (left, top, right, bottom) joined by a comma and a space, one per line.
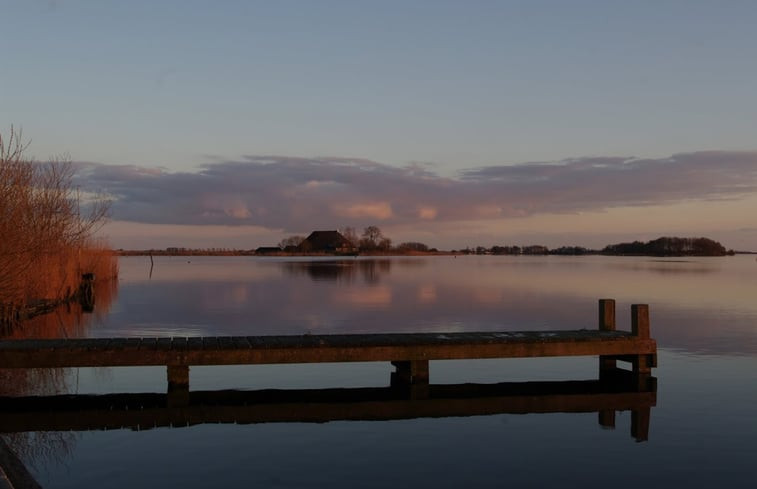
77, 151, 757, 235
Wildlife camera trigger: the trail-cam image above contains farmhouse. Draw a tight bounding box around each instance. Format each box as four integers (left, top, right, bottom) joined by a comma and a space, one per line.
300, 230, 358, 254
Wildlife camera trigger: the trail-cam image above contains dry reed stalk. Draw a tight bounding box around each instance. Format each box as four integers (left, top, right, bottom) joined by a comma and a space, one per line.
1, 126, 115, 323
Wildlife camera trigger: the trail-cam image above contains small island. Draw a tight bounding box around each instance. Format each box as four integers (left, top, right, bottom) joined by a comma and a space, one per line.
601, 237, 732, 257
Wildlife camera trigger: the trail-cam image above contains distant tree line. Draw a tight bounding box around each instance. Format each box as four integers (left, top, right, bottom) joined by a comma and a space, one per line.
601, 237, 731, 256
455, 236, 732, 257
128, 233, 733, 258
118, 248, 257, 256
457, 245, 589, 255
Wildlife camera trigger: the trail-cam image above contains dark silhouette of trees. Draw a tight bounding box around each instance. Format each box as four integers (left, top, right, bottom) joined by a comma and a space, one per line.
490, 246, 521, 255
550, 246, 592, 255
279, 235, 305, 249
397, 242, 429, 252
602, 237, 728, 256
522, 245, 549, 255
358, 226, 392, 251
340, 227, 359, 247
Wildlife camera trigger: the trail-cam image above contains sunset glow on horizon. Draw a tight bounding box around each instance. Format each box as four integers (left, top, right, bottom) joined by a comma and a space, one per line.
4, 1, 757, 250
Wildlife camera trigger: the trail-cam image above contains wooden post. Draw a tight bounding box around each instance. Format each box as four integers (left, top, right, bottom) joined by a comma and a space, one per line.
390, 361, 430, 399
599, 299, 616, 331
391, 360, 430, 385
631, 407, 651, 442
631, 305, 653, 375
167, 365, 190, 407
631, 304, 649, 338
598, 410, 616, 430
167, 365, 189, 389
598, 299, 616, 377
79, 273, 96, 313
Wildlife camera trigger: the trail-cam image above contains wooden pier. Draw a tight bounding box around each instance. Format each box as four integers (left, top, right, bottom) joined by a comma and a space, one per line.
0, 300, 656, 391
0, 299, 658, 485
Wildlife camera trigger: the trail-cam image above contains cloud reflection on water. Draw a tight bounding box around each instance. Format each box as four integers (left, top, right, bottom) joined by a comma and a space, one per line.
80, 255, 757, 356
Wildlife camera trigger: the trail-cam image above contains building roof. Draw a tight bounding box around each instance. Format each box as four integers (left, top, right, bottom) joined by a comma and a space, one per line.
302, 231, 355, 252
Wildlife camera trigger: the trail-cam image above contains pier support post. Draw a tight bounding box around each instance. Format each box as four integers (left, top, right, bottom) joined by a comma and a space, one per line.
631, 305, 654, 376
598, 299, 616, 379
391, 360, 429, 385
631, 407, 651, 442
167, 365, 190, 406
598, 410, 616, 430
167, 364, 190, 388
391, 360, 430, 399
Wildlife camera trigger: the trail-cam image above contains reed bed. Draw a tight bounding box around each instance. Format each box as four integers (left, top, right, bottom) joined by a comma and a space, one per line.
1, 126, 117, 326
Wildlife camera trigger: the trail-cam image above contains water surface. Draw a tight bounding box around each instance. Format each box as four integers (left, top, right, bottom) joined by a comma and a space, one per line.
3, 255, 757, 488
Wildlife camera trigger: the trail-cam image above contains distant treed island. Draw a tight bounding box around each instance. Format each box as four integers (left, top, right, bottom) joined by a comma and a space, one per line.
0, 127, 118, 329
118, 227, 736, 258
600, 236, 732, 256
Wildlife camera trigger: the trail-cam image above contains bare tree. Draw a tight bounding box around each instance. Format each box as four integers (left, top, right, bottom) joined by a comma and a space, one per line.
340, 226, 358, 247
377, 237, 392, 251
279, 235, 305, 249
362, 226, 382, 243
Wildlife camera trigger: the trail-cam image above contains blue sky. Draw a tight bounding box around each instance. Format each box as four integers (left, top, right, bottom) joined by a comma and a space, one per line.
3, 1, 757, 249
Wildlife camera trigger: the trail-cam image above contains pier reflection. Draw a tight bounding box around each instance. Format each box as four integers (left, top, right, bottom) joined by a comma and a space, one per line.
0, 369, 656, 442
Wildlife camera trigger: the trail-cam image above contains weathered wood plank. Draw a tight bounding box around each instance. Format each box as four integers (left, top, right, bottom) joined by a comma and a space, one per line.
0, 331, 656, 369
107, 338, 128, 350
232, 337, 251, 349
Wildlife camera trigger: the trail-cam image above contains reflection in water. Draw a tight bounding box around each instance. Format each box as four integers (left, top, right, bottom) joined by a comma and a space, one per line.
281, 259, 395, 283
2, 255, 755, 488
0, 278, 118, 475
0, 277, 118, 396
0, 369, 655, 443
417, 284, 437, 304
0, 277, 117, 341
336, 286, 393, 307
51, 255, 757, 355
608, 259, 722, 275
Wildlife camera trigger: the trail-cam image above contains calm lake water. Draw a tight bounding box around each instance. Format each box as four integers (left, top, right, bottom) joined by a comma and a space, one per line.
3, 255, 757, 488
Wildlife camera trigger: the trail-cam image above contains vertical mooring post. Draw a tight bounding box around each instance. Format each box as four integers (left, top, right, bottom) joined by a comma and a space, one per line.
631, 304, 654, 376
167, 365, 190, 407
598, 299, 616, 378
79, 273, 95, 313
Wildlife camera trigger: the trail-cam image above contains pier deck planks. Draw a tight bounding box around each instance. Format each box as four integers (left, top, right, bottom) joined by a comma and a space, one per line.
0, 330, 656, 369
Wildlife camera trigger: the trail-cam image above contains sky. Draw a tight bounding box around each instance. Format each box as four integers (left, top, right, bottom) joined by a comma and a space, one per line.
3, 0, 757, 250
